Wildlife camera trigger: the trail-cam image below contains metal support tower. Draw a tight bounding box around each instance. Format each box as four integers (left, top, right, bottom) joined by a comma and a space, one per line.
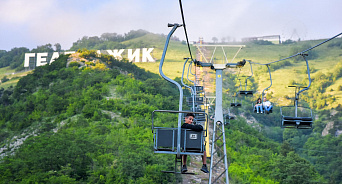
194, 61, 245, 184
209, 66, 229, 184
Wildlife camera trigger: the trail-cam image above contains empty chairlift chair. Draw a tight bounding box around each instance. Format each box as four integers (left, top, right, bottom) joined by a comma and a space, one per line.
186, 96, 205, 106
230, 93, 242, 107
238, 60, 254, 96
280, 106, 313, 129
280, 54, 313, 129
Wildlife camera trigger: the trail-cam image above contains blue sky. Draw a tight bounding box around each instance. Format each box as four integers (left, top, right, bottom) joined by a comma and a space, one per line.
0, 0, 341, 51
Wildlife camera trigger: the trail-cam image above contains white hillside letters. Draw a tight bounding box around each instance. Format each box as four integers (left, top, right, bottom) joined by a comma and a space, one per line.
128, 49, 140, 62
24, 48, 155, 68
106, 49, 125, 60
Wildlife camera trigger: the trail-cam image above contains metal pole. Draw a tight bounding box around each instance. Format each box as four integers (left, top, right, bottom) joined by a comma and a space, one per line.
209, 119, 217, 184
159, 23, 183, 158
214, 69, 224, 124
221, 120, 229, 184
209, 69, 229, 184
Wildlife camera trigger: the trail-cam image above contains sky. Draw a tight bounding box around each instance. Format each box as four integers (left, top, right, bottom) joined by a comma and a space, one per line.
0, 0, 341, 51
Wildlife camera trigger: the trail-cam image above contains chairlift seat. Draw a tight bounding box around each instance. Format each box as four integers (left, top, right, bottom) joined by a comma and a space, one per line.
230, 103, 241, 107
191, 107, 204, 112
195, 111, 206, 123
193, 86, 204, 93
154, 128, 205, 154
283, 116, 312, 121
186, 96, 205, 106
225, 115, 235, 120
239, 91, 253, 95
282, 116, 313, 129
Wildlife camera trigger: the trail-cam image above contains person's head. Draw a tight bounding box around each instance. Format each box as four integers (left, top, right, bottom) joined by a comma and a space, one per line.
257, 98, 261, 103
185, 113, 195, 124
263, 97, 267, 102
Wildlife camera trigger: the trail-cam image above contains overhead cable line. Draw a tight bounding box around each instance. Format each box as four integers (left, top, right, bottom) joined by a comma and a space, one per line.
250, 32, 342, 66
179, 0, 193, 61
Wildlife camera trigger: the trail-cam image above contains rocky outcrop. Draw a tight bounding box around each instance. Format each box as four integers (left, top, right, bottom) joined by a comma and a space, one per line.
322, 122, 334, 136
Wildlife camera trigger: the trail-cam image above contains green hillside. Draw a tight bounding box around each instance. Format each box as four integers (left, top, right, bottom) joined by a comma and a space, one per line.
0, 51, 332, 183
0, 31, 341, 183
0, 52, 181, 183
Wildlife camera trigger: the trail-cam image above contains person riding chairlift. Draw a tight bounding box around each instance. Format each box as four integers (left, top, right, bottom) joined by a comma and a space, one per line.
254, 98, 263, 113
262, 97, 272, 114
181, 113, 209, 173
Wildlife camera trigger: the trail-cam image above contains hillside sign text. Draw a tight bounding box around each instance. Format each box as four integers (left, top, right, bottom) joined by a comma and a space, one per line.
24, 48, 155, 67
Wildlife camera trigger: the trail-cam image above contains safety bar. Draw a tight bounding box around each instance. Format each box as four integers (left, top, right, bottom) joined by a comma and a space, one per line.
181, 58, 193, 93
261, 64, 272, 101
194, 59, 246, 68
187, 60, 195, 84
297, 54, 312, 96
294, 54, 312, 117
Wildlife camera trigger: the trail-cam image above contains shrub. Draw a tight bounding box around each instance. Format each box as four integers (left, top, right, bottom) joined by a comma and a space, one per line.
69, 62, 80, 67
1, 76, 9, 83
338, 85, 342, 91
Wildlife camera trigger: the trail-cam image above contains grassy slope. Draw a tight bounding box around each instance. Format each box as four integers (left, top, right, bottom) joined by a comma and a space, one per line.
130, 33, 196, 80
0, 67, 32, 89
136, 38, 342, 108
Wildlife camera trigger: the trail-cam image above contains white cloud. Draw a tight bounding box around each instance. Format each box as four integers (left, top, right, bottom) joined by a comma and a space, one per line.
0, 0, 341, 50
0, 0, 55, 24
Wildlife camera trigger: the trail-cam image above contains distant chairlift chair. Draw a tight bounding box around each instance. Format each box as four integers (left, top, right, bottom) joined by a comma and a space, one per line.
239, 60, 254, 96
230, 93, 242, 107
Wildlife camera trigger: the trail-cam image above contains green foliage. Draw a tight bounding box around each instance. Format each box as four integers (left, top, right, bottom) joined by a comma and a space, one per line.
300, 61, 342, 109
78, 49, 98, 59
0, 47, 29, 70
282, 39, 296, 45
252, 40, 274, 45
68, 61, 80, 68
269, 151, 323, 184
1, 75, 9, 83
1, 42, 341, 183
302, 134, 342, 183
327, 38, 342, 49
289, 43, 318, 63
270, 60, 292, 71
0, 51, 179, 183
70, 29, 149, 50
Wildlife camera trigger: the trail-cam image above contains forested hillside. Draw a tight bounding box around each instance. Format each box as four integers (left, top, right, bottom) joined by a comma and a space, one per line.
0, 51, 182, 183
223, 71, 342, 183
0, 50, 332, 183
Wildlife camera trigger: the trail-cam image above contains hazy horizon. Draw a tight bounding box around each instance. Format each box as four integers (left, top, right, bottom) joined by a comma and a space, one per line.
1, 0, 341, 51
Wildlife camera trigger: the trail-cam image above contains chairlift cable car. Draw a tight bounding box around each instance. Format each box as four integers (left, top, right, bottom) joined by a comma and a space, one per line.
181, 58, 196, 109
230, 68, 242, 107
224, 108, 235, 125
280, 53, 313, 129
261, 64, 273, 114
184, 60, 206, 124
183, 60, 205, 110
153, 23, 209, 175
230, 92, 242, 107
238, 60, 254, 96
